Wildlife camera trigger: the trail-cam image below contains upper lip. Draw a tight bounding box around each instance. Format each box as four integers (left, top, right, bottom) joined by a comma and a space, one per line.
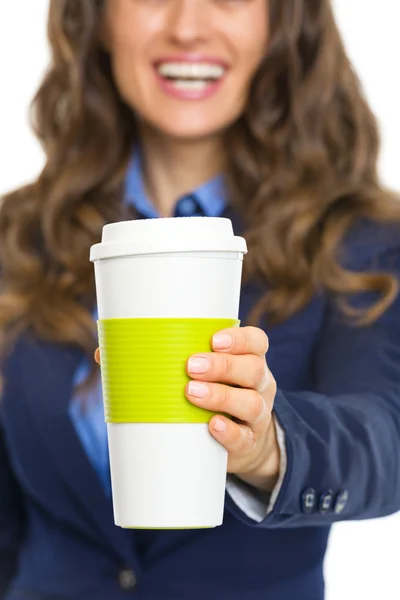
154, 55, 229, 68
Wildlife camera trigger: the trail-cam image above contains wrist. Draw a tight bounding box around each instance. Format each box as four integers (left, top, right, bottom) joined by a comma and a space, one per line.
236, 417, 281, 493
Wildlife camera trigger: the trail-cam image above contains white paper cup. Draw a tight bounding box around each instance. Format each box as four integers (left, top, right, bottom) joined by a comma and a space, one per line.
90, 217, 247, 529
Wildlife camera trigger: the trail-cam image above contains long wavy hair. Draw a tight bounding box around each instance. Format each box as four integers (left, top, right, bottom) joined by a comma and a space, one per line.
1, 0, 399, 380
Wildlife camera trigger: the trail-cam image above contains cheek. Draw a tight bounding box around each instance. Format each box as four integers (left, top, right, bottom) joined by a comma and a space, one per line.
106, 13, 154, 104
109, 39, 149, 108
243, 24, 269, 73
235, 6, 269, 76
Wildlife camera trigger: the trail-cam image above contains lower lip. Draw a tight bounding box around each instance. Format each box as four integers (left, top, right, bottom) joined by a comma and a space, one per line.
154, 71, 225, 100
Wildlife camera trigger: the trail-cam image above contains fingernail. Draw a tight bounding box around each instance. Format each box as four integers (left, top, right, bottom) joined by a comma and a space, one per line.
213, 418, 227, 432
212, 333, 232, 350
188, 381, 209, 398
188, 357, 209, 374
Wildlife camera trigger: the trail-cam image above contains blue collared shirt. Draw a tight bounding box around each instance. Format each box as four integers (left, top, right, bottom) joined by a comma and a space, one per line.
69, 153, 227, 495
124, 151, 227, 219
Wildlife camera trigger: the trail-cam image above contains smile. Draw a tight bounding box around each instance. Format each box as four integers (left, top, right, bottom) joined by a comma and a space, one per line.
154, 60, 227, 100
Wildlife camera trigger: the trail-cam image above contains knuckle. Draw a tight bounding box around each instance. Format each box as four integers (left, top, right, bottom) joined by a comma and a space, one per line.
250, 391, 265, 422
219, 385, 231, 411
242, 327, 269, 355
262, 374, 277, 410
254, 357, 267, 388
268, 373, 277, 398
261, 330, 270, 354
220, 354, 232, 379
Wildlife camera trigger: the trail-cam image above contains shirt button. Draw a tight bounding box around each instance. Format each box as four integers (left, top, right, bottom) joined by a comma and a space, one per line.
301, 487, 316, 514
175, 196, 199, 216
334, 489, 349, 515
118, 568, 137, 590
319, 490, 334, 514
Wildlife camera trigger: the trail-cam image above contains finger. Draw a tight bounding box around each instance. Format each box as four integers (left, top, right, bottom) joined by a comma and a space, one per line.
208, 415, 254, 455
187, 352, 270, 391
94, 348, 100, 364
212, 326, 269, 357
186, 381, 269, 430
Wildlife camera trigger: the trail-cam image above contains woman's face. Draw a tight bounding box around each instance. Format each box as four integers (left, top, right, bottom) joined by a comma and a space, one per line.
103, 0, 269, 141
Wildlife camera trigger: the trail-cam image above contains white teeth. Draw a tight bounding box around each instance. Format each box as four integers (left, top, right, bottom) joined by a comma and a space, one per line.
170, 80, 208, 91
158, 62, 225, 80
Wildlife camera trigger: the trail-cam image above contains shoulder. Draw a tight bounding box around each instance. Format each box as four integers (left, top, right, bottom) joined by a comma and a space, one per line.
339, 218, 400, 272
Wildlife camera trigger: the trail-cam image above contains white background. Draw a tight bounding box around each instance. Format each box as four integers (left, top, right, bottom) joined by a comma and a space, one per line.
0, 2, 399, 599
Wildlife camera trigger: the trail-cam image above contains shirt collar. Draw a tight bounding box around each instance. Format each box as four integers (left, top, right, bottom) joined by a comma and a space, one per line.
124, 150, 227, 219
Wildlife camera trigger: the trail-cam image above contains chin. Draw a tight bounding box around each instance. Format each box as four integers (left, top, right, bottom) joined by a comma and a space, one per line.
149, 117, 235, 142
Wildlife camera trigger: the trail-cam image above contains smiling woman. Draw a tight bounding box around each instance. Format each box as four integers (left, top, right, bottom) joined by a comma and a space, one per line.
1, 1, 400, 600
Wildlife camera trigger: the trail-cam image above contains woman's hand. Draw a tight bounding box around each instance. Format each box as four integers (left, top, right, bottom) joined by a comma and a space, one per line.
94, 326, 280, 493
186, 326, 280, 493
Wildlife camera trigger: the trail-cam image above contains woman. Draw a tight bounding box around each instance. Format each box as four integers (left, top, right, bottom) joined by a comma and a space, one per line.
1, 0, 400, 599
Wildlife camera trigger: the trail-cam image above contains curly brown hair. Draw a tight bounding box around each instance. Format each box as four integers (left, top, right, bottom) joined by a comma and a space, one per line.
1, 0, 399, 377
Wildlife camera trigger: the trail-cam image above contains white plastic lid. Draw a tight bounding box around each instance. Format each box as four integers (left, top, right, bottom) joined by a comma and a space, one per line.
90, 217, 247, 261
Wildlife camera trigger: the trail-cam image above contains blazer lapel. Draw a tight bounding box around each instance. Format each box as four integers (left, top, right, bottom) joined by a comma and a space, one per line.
21, 336, 136, 563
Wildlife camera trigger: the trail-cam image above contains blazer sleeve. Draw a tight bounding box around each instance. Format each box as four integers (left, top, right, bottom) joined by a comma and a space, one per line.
0, 356, 26, 597
226, 239, 400, 528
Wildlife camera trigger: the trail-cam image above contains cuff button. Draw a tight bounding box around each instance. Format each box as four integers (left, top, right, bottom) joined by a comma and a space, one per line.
334, 490, 349, 515
319, 490, 334, 514
301, 487, 317, 514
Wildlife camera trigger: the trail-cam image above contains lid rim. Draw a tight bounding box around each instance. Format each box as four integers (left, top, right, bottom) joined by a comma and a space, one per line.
90, 240, 247, 262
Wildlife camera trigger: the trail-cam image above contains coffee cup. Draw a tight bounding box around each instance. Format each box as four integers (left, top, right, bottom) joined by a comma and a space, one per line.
90, 217, 247, 529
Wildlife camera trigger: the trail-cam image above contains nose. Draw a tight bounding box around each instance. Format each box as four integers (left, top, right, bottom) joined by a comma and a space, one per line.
167, 0, 210, 46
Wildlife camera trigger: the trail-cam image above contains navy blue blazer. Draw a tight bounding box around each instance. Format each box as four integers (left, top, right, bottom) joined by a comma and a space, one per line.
1, 209, 400, 600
